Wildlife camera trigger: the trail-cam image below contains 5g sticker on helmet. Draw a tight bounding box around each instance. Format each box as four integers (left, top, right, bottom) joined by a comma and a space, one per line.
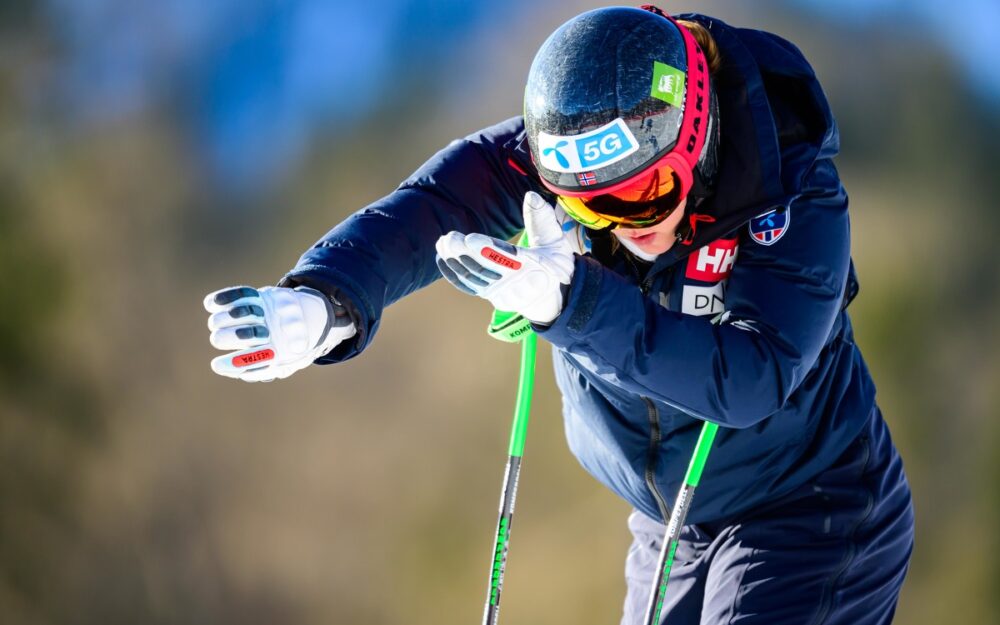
537, 118, 640, 173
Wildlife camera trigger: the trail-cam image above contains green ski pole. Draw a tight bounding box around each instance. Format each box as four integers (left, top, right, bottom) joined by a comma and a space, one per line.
481, 230, 537, 625
482, 314, 536, 625
643, 420, 719, 625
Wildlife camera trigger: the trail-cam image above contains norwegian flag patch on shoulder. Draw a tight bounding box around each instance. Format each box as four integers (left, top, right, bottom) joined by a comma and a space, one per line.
748, 208, 789, 246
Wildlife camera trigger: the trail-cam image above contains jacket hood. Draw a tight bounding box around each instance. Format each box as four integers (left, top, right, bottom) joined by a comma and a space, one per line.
683, 14, 839, 220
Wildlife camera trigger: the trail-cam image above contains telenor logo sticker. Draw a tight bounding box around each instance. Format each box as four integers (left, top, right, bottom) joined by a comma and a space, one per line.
748, 208, 790, 246
482, 248, 521, 270
686, 238, 738, 282
537, 118, 639, 174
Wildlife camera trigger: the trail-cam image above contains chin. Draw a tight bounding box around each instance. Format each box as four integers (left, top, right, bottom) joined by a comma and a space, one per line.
639, 234, 677, 255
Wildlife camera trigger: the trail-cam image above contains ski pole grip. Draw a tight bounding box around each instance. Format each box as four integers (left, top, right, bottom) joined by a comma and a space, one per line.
487, 231, 534, 343
488, 310, 534, 343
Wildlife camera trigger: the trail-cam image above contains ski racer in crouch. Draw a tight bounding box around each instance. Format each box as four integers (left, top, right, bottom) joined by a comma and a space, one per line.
203, 6, 915, 624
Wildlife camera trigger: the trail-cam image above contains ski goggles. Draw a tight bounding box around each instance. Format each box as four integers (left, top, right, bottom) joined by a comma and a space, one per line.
556, 164, 683, 230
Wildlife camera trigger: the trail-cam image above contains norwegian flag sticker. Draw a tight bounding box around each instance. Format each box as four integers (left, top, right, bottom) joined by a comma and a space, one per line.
577, 171, 597, 186
748, 208, 790, 246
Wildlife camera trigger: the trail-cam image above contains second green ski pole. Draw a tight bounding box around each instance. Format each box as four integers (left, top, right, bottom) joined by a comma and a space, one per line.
643, 420, 719, 625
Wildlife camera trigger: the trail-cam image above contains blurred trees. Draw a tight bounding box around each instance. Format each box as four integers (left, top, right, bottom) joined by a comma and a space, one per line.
0, 27, 101, 625
814, 25, 1000, 622
0, 2, 997, 624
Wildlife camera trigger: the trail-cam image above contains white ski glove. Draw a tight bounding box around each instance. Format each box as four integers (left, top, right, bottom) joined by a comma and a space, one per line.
203, 285, 356, 382
435, 191, 576, 324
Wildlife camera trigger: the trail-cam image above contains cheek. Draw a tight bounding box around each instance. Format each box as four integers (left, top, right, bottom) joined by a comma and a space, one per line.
646, 203, 688, 252
654, 204, 687, 237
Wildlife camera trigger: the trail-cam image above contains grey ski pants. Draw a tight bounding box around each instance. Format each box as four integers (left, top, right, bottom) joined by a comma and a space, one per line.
620, 411, 914, 625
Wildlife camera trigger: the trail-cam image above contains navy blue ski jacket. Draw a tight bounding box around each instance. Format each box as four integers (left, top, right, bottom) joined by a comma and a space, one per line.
280, 14, 889, 525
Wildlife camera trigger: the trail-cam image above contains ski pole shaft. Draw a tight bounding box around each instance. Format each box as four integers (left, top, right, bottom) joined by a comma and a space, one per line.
482, 330, 537, 625
642, 420, 719, 625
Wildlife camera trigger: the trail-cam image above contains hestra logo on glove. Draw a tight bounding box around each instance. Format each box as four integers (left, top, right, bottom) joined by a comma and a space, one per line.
232, 349, 275, 367
537, 118, 639, 173
482, 248, 522, 270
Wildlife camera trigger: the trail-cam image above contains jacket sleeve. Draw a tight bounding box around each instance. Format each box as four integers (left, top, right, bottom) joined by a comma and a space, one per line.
280, 116, 535, 363
535, 158, 851, 428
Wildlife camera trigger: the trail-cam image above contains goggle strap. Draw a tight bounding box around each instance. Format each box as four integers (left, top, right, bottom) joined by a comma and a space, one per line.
661, 14, 711, 199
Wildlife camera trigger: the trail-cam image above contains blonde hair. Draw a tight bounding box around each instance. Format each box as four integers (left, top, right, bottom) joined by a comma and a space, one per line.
677, 19, 722, 75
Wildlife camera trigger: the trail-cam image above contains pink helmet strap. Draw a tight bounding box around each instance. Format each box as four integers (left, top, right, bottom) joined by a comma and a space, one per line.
659, 13, 711, 198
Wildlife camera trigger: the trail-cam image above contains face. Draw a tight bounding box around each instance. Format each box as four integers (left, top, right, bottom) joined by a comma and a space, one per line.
612, 196, 688, 255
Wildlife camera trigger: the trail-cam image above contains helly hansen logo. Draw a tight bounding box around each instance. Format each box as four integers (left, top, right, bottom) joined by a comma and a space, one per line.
685, 238, 738, 282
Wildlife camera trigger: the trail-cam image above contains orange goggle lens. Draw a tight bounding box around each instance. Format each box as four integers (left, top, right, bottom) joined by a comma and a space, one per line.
557, 166, 683, 230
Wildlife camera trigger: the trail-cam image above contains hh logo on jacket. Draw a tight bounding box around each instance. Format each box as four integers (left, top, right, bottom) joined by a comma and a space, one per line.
686, 237, 738, 282
681, 237, 738, 316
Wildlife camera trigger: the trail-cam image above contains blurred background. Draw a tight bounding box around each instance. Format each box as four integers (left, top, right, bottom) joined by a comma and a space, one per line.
1, 0, 998, 623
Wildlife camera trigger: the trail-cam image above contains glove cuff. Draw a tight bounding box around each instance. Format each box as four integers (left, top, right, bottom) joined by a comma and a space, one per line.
294, 287, 357, 357
278, 275, 365, 362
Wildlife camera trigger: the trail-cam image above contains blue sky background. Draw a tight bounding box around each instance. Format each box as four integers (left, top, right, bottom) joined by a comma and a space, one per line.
37, 0, 1000, 191
792, 0, 1000, 101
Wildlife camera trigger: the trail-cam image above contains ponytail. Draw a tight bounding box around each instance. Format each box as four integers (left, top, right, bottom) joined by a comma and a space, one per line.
677, 19, 722, 75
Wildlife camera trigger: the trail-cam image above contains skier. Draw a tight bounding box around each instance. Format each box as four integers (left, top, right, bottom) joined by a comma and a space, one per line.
204, 6, 914, 624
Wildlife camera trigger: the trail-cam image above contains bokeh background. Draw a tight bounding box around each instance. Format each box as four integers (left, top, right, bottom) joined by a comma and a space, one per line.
2, 1, 998, 623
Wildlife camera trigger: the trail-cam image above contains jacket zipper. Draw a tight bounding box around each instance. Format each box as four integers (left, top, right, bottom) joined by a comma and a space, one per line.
622, 255, 656, 296
640, 264, 671, 522
631, 260, 674, 522
642, 396, 671, 523
640, 275, 655, 295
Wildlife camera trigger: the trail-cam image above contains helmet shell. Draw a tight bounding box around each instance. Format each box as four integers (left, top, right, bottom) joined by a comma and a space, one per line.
524, 7, 715, 195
